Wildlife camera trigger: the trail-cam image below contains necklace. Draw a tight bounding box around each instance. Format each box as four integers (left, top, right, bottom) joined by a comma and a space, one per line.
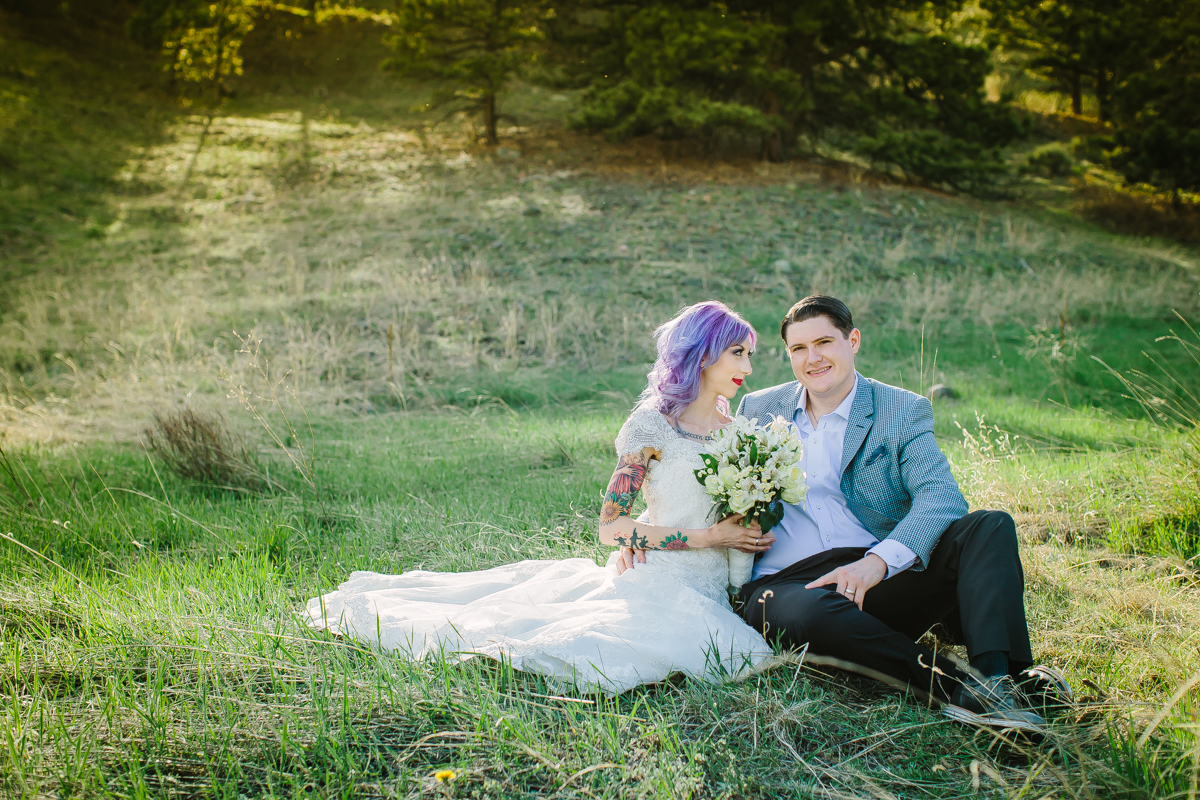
673, 418, 713, 442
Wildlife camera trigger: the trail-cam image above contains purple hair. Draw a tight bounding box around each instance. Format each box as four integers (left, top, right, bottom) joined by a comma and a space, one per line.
637, 301, 756, 419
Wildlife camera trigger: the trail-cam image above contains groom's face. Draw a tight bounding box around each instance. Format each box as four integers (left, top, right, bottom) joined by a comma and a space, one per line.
784, 315, 860, 398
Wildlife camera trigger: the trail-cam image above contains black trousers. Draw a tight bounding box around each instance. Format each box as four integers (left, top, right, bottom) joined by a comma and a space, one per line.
738, 510, 1032, 701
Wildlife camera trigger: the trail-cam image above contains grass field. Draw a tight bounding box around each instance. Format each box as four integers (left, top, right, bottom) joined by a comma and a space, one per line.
3, 16, 1200, 796
3, 406, 1199, 798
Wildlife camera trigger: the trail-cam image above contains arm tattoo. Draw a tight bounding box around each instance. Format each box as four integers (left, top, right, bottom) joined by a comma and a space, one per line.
659, 533, 689, 550
612, 528, 687, 551
614, 528, 658, 550
600, 452, 648, 525
601, 452, 689, 552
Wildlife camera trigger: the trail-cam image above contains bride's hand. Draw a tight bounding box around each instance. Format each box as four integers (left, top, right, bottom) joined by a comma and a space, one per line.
615, 545, 647, 575
709, 515, 776, 553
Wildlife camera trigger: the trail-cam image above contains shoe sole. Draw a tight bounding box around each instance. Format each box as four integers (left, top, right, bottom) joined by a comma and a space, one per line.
943, 704, 1047, 734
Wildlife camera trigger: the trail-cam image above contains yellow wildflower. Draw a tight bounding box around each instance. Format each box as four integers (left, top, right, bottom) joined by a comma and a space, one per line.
434, 770, 456, 783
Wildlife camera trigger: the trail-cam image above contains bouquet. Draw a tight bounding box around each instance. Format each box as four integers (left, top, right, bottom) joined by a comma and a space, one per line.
693, 415, 807, 589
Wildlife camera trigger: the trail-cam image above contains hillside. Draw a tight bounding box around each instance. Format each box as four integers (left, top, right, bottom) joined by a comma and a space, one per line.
1, 9, 1199, 799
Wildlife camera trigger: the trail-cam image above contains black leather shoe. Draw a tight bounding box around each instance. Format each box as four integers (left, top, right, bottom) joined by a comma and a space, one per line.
943, 674, 1047, 733
1018, 664, 1074, 712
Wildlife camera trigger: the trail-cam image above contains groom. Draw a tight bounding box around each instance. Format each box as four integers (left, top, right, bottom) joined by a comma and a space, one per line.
735, 295, 1068, 732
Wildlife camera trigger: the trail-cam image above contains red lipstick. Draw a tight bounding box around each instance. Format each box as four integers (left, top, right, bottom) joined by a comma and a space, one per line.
733, 378, 744, 386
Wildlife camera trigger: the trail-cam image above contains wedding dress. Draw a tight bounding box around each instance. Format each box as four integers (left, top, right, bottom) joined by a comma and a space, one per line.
303, 407, 776, 694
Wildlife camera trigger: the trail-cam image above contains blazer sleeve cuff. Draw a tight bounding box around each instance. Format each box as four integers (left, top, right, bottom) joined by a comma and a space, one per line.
868, 539, 919, 579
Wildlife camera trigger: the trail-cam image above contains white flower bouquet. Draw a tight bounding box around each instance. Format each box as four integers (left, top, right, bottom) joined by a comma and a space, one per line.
693, 415, 807, 589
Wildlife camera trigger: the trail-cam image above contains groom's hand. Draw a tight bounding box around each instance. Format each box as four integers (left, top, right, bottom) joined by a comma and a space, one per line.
615, 546, 647, 575
805, 553, 887, 610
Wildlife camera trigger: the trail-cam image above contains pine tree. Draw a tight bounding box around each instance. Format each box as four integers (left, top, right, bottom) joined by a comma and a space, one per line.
982, 0, 1198, 195
383, 0, 550, 144
556, 0, 1025, 188
561, 4, 802, 159
982, 0, 1143, 121
1109, 0, 1200, 197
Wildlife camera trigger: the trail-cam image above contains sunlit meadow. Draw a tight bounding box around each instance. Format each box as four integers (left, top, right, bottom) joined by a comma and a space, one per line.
2, 99, 1199, 798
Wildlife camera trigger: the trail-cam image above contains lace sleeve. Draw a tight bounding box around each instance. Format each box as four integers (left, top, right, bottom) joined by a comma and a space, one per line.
614, 408, 666, 456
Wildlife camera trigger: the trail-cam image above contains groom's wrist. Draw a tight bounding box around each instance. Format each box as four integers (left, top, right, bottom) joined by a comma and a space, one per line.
867, 539, 918, 579
863, 553, 888, 583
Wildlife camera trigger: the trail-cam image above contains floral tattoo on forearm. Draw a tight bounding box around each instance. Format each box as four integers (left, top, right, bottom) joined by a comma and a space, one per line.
659, 532, 689, 550
601, 452, 688, 551
600, 452, 648, 525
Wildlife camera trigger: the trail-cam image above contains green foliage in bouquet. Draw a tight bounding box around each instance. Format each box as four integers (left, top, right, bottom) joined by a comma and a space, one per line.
692, 416, 805, 537
695, 452, 786, 534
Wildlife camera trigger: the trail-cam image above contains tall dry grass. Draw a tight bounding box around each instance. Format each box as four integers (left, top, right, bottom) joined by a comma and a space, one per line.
1, 112, 1198, 446
145, 408, 261, 488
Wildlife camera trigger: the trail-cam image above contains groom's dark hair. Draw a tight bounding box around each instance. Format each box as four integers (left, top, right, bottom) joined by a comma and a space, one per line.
780, 296, 855, 341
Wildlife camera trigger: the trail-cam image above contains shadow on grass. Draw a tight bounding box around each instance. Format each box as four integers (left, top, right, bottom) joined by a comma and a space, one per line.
0, 3, 181, 281
1078, 182, 1200, 246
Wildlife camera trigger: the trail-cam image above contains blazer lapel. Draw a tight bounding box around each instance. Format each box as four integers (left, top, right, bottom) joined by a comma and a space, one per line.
788, 382, 805, 421
770, 381, 803, 424
839, 375, 875, 475
753, 382, 802, 423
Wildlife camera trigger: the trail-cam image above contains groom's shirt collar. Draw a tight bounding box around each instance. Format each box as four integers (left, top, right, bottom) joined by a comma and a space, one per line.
796, 374, 859, 432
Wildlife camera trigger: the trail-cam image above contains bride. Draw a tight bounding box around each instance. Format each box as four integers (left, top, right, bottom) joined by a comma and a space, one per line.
304, 301, 780, 693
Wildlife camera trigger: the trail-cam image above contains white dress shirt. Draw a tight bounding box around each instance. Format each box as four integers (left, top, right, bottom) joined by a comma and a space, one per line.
752, 376, 918, 580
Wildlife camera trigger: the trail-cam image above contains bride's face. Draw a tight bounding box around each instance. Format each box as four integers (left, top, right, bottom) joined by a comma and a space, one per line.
700, 336, 754, 400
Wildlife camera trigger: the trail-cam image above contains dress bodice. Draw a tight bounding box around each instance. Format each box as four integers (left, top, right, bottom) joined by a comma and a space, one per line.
606, 407, 731, 603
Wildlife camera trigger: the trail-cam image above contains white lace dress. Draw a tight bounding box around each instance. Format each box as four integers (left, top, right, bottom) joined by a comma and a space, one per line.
303, 407, 776, 694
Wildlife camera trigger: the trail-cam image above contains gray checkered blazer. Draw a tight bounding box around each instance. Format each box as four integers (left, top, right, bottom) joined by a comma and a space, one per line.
736, 373, 967, 571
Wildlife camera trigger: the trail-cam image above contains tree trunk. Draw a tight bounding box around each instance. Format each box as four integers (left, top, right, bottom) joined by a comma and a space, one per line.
168, 44, 181, 91
761, 90, 784, 162
482, 0, 501, 146
1069, 71, 1082, 116
801, 44, 816, 134
484, 93, 497, 145
762, 131, 784, 162
1095, 67, 1110, 123
213, 22, 225, 107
